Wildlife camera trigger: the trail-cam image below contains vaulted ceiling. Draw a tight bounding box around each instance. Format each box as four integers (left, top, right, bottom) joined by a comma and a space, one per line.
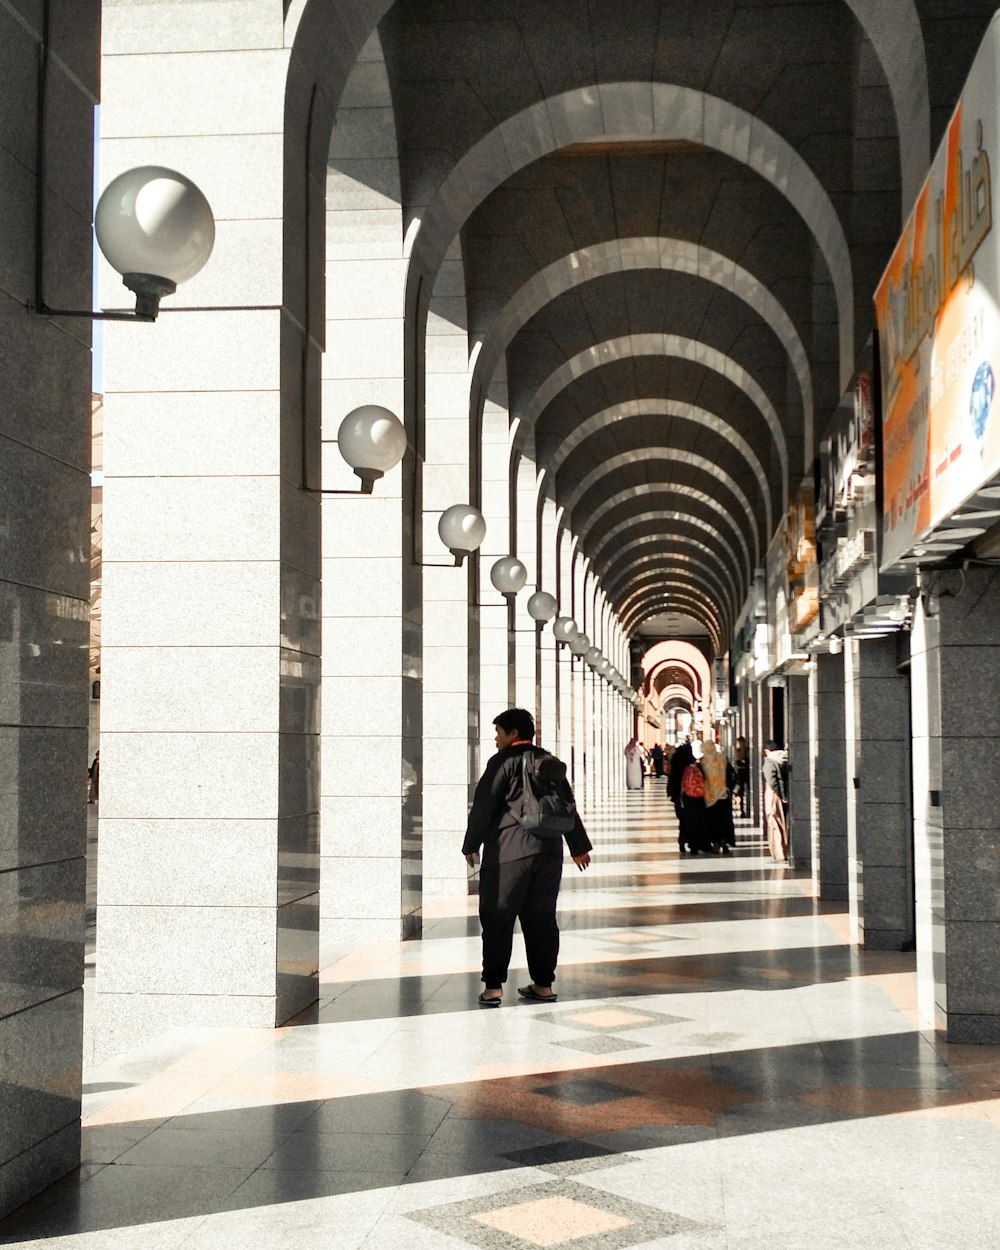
370, 0, 998, 649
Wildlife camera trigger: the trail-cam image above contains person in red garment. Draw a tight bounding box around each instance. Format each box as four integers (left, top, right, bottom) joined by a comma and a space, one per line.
462, 708, 592, 1007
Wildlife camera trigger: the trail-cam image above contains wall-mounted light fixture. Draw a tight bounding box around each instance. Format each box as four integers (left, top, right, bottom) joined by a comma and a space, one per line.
334, 405, 407, 493
490, 556, 528, 601
526, 591, 557, 622
437, 505, 486, 565
568, 632, 591, 657
36, 163, 215, 322
827, 635, 843, 655
552, 616, 578, 644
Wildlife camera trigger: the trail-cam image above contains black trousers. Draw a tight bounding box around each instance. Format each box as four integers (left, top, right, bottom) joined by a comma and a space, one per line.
478, 853, 563, 989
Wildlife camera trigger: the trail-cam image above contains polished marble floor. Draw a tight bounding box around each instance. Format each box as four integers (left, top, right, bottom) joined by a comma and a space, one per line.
7, 784, 1000, 1248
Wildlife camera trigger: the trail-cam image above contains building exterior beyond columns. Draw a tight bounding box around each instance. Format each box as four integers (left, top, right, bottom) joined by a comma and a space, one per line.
912, 571, 1000, 1041
811, 653, 848, 901
0, 2, 97, 1216
844, 636, 913, 950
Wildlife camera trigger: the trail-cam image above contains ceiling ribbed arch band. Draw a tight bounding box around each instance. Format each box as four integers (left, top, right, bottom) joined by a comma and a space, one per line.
602, 547, 737, 615
623, 595, 722, 649
407, 81, 855, 413
617, 571, 730, 637
589, 512, 744, 597
563, 449, 761, 565
571, 485, 753, 581
592, 530, 744, 609
518, 335, 786, 513
543, 397, 775, 535
601, 540, 738, 606
471, 237, 806, 492
622, 592, 720, 642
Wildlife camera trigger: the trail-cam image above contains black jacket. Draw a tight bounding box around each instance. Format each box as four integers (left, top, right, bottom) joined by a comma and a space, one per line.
462, 743, 592, 867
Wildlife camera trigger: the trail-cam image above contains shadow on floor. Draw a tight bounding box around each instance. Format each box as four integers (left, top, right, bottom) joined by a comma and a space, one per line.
0, 1029, 989, 1243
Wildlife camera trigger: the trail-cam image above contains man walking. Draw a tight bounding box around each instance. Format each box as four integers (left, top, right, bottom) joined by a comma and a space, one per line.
463, 708, 592, 1006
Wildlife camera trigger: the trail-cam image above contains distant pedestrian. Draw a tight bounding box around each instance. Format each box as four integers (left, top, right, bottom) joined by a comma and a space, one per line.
625, 737, 644, 789
650, 743, 664, 778
463, 708, 592, 1006
701, 739, 736, 854
667, 738, 708, 853
762, 740, 789, 863
87, 751, 99, 804
733, 736, 750, 818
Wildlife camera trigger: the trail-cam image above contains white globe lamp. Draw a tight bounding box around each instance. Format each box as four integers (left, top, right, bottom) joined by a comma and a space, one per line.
552, 616, 578, 644
526, 590, 558, 622
569, 632, 590, 657
490, 556, 528, 600
438, 505, 486, 565
95, 166, 215, 318
337, 405, 407, 492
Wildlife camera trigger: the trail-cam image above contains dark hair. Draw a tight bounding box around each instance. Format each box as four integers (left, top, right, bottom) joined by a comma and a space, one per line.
493, 707, 535, 740
763, 739, 780, 751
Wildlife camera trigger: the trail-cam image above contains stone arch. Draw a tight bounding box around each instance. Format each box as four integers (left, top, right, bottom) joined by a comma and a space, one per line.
543, 396, 775, 534
619, 571, 729, 638
407, 81, 855, 406
589, 514, 745, 601
572, 485, 753, 582
519, 334, 786, 506
624, 593, 723, 650
472, 237, 804, 500
564, 450, 761, 566
642, 640, 713, 694
603, 547, 737, 617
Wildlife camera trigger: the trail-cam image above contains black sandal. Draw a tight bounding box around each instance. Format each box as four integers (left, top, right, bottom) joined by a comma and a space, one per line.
478, 992, 502, 1007
517, 985, 557, 1003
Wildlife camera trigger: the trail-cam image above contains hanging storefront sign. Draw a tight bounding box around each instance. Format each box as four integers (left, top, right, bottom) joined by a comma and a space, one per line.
766, 489, 819, 670
875, 16, 1000, 569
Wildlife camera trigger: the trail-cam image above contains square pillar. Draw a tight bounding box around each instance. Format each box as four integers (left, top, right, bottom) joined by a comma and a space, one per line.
786, 673, 813, 872
912, 570, 1000, 1041
811, 651, 848, 900
844, 636, 913, 950
1, 4, 97, 1211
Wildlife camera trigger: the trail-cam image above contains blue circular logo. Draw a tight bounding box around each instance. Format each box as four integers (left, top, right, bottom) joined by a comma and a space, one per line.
971, 361, 995, 442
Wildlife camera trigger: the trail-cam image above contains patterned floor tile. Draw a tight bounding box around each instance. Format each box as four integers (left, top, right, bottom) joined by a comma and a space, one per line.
532, 1006, 689, 1033
406, 1178, 711, 1249
499, 1142, 632, 1176
531, 1079, 640, 1107
548, 1036, 649, 1056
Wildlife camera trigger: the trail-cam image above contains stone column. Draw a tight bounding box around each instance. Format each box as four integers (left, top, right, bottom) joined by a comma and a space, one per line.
97, 15, 321, 1062
786, 673, 813, 872
911, 569, 1000, 1041
555, 528, 574, 764
514, 454, 538, 711
420, 244, 472, 900
321, 35, 417, 951
844, 635, 913, 950
478, 384, 512, 763
538, 498, 558, 748
0, 1, 97, 1213
811, 651, 849, 900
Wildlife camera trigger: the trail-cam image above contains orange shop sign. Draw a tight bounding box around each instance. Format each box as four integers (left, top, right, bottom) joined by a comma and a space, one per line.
875, 16, 1000, 569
